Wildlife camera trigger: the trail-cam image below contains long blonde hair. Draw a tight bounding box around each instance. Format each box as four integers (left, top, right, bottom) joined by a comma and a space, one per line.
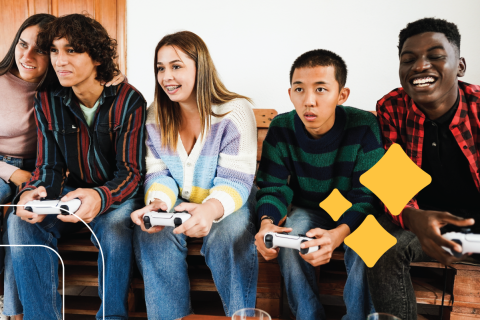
153, 31, 251, 150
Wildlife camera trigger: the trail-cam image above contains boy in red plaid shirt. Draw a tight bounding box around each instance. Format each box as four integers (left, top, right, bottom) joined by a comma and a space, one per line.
367, 17, 480, 319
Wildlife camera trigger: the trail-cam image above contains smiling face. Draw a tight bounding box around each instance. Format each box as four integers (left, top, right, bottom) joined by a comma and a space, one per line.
289, 65, 350, 139
12, 25, 49, 83
399, 32, 465, 114
156, 45, 197, 106
50, 37, 100, 88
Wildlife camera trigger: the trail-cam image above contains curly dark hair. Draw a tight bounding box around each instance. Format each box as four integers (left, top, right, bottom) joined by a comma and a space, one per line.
398, 17, 461, 56
290, 49, 347, 89
37, 13, 119, 83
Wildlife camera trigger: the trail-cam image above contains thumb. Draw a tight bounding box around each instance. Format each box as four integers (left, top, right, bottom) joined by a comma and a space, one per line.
61, 189, 81, 201
37, 186, 47, 199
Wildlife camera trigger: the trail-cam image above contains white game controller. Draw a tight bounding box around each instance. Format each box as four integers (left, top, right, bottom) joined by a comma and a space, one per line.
264, 232, 319, 255
143, 210, 191, 229
442, 230, 480, 258
24, 198, 81, 215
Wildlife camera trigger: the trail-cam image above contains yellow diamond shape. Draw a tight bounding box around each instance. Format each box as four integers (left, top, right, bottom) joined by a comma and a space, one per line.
320, 188, 352, 221
359, 143, 431, 216
344, 215, 397, 267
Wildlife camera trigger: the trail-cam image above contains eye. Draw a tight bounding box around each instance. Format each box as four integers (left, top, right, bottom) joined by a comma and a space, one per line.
316, 87, 326, 93
429, 55, 444, 60
173, 64, 181, 70
50, 48, 57, 53
294, 87, 303, 92
19, 42, 27, 48
67, 49, 75, 54
36, 48, 46, 55
157, 66, 164, 73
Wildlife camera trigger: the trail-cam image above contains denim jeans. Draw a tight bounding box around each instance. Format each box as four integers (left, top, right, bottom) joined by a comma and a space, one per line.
5, 184, 143, 320
0, 156, 35, 205
366, 214, 432, 320
133, 188, 258, 320
277, 206, 375, 320
1, 156, 35, 311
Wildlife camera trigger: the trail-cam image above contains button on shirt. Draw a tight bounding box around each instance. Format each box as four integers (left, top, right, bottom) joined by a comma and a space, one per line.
417, 94, 480, 227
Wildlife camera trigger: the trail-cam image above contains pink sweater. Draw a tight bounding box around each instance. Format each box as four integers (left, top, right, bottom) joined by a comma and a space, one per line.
0, 71, 38, 182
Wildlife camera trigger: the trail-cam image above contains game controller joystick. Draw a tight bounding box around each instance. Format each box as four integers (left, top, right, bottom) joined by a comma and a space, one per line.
143, 210, 191, 229
24, 198, 81, 215
264, 232, 319, 255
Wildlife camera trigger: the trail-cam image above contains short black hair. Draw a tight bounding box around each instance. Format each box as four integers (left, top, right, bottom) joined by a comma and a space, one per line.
398, 17, 461, 56
37, 13, 119, 83
289, 49, 347, 89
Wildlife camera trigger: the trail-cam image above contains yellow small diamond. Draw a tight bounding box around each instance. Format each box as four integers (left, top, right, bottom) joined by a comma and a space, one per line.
320, 188, 352, 221
359, 143, 431, 216
344, 215, 397, 268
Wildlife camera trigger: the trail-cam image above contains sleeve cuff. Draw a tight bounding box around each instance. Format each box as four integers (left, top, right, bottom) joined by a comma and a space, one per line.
337, 211, 366, 233
146, 190, 174, 212
204, 190, 236, 223
257, 203, 283, 228
93, 186, 113, 214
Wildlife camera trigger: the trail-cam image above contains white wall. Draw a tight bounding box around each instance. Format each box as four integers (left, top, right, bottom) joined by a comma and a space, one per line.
127, 0, 480, 114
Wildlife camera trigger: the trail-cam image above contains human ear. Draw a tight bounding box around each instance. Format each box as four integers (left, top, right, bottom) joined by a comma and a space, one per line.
337, 87, 350, 105
458, 57, 466, 78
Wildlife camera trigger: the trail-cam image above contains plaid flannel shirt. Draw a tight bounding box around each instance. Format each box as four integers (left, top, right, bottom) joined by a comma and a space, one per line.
376, 81, 480, 229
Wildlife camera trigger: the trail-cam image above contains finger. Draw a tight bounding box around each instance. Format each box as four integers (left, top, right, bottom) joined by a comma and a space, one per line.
444, 217, 475, 227
431, 233, 463, 253
173, 215, 197, 234
111, 75, 124, 86
305, 228, 327, 238
61, 189, 83, 201
57, 214, 79, 223
300, 237, 330, 249
184, 224, 204, 238
272, 226, 293, 233
174, 202, 196, 213
131, 207, 150, 225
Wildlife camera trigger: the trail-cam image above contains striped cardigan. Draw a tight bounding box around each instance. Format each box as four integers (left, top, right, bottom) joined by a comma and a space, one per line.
144, 98, 257, 221
14, 83, 146, 214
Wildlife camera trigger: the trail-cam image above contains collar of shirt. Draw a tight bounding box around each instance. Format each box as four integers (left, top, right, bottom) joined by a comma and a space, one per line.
53, 84, 117, 109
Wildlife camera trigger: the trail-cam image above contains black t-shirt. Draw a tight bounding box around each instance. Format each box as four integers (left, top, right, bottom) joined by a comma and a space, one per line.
416, 93, 480, 233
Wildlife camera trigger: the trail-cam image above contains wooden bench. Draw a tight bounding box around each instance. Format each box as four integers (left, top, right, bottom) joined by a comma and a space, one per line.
4, 108, 480, 319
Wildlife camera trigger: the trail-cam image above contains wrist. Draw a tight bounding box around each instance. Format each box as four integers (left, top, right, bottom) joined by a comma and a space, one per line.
402, 207, 419, 230
204, 199, 224, 220
332, 224, 350, 248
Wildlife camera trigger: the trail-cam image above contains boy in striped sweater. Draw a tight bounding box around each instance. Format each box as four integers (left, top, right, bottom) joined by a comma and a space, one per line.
254, 49, 384, 320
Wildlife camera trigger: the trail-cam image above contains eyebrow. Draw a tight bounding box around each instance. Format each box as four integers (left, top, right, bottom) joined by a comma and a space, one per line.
157, 59, 182, 66
292, 80, 329, 85
401, 45, 446, 57
19, 38, 29, 45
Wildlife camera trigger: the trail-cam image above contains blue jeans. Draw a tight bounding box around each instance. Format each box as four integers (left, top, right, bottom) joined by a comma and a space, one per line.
1, 156, 35, 310
277, 206, 375, 320
0, 156, 35, 204
6, 185, 143, 320
133, 189, 258, 320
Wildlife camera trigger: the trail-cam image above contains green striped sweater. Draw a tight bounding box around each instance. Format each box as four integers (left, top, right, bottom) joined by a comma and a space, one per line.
256, 106, 384, 232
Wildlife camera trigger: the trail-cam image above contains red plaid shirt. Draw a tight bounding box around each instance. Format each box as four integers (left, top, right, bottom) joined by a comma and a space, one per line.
376, 81, 480, 229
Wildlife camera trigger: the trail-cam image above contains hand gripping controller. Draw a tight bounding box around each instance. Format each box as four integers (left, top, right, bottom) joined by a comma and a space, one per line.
442, 230, 480, 258
264, 232, 319, 255
143, 210, 191, 229
24, 198, 81, 215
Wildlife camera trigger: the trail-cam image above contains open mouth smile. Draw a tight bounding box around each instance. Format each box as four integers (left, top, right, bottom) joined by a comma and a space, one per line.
410, 76, 438, 88
21, 63, 36, 69
165, 85, 181, 94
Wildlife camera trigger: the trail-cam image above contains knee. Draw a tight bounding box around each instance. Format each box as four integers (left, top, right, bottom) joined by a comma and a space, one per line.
7, 214, 30, 244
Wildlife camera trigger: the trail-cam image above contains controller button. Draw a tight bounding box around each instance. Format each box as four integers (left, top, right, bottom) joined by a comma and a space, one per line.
298, 234, 306, 237
460, 228, 472, 233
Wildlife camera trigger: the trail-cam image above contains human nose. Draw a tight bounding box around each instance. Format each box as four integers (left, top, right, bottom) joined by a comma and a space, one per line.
55, 50, 67, 67
412, 56, 432, 73
303, 89, 316, 107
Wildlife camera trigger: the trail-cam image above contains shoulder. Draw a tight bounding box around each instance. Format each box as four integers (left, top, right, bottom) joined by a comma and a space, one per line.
376, 87, 407, 112
214, 98, 255, 118
342, 106, 378, 129
113, 82, 146, 107
270, 110, 296, 128
460, 81, 480, 103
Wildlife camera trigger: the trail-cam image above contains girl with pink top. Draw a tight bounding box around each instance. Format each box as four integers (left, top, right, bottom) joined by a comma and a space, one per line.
0, 14, 124, 318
